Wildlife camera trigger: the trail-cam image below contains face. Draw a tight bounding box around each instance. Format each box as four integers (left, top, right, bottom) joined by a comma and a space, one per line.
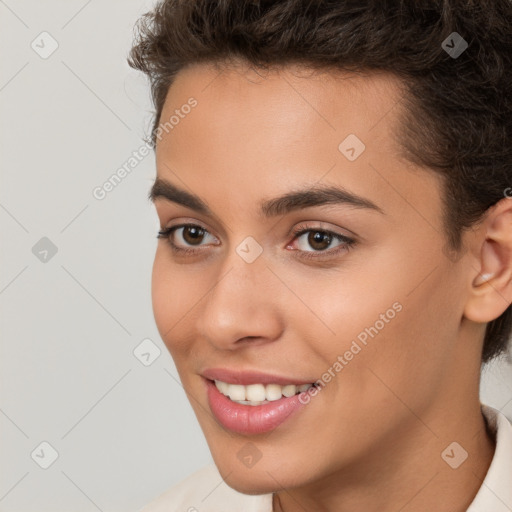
150, 62, 474, 493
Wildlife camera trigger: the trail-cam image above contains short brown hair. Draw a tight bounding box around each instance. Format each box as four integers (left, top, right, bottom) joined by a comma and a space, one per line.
128, 0, 512, 364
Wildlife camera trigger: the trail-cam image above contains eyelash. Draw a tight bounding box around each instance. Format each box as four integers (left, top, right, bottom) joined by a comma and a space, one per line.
156, 223, 356, 261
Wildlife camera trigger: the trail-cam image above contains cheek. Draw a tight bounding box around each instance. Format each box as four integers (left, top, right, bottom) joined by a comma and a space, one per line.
151, 251, 169, 329
151, 250, 196, 352
302, 255, 456, 402
337, 277, 457, 416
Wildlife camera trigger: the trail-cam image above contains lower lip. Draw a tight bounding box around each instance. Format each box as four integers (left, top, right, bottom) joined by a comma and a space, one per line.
205, 379, 314, 435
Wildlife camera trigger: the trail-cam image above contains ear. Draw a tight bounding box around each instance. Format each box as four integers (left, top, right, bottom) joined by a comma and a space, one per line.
464, 197, 512, 323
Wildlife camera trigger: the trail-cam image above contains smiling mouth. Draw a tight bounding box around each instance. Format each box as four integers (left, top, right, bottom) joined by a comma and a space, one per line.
212, 379, 317, 406
204, 377, 320, 435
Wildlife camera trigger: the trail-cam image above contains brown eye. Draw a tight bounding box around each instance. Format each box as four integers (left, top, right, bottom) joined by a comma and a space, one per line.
288, 224, 356, 261
157, 223, 218, 255
181, 225, 206, 245
306, 231, 333, 251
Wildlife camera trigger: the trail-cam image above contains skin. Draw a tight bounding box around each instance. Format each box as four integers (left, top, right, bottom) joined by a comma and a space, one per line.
150, 60, 512, 512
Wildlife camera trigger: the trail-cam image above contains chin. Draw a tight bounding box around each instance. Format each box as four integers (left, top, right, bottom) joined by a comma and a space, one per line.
214, 457, 307, 495
222, 472, 281, 495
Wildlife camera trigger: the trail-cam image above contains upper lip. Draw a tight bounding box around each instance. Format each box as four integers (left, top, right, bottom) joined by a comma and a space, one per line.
201, 368, 314, 386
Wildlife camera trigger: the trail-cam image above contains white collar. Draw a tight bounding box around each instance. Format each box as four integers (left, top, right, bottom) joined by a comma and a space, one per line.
466, 404, 512, 511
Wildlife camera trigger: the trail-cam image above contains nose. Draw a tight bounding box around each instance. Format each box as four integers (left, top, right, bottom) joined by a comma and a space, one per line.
195, 251, 284, 350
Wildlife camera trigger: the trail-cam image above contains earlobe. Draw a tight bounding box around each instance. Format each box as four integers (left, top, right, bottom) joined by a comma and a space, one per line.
465, 263, 511, 324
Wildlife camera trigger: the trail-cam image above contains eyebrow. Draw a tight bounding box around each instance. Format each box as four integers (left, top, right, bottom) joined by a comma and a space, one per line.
148, 177, 384, 217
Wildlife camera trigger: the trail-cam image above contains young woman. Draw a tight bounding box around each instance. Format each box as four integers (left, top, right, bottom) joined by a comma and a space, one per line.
129, 1, 512, 510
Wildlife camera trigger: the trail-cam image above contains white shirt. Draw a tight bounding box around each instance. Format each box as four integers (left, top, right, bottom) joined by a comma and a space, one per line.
139, 404, 512, 512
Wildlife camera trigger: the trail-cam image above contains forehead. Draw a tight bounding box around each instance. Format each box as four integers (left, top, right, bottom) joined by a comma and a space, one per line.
154, 61, 443, 230
156, 61, 409, 167
160, 61, 407, 138
157, 62, 404, 171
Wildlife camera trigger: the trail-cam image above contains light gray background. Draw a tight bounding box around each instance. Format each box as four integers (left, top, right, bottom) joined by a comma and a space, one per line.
1, 1, 511, 511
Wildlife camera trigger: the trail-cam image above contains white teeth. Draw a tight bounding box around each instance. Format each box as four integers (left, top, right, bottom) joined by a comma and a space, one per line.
230, 400, 264, 406
246, 384, 266, 402
265, 384, 283, 401
214, 380, 314, 404
227, 384, 245, 401
216, 380, 229, 395
282, 384, 297, 397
